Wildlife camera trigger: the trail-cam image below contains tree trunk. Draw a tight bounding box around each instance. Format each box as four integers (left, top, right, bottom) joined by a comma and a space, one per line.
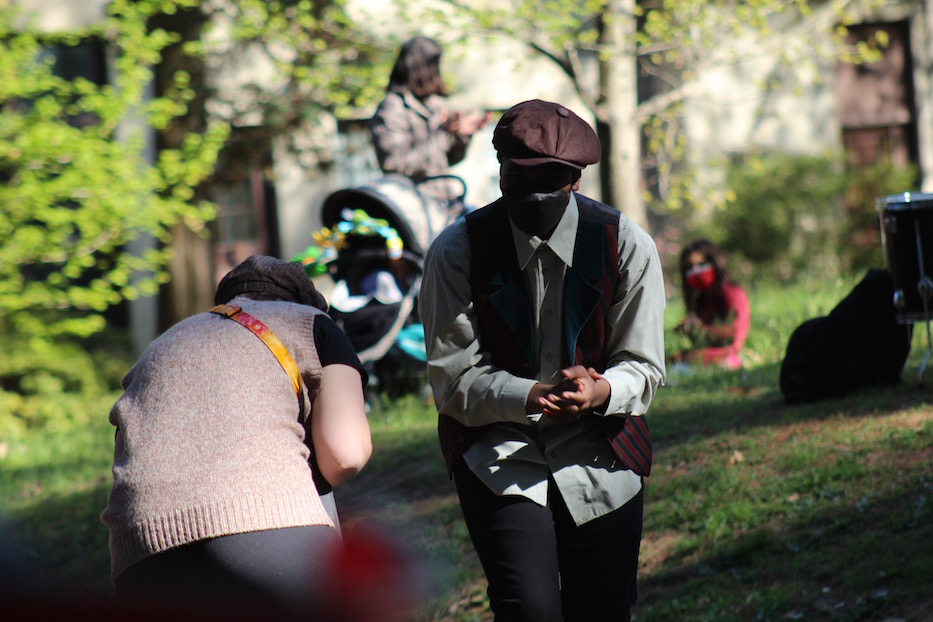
599, 0, 648, 231
151, 7, 217, 330
160, 224, 215, 332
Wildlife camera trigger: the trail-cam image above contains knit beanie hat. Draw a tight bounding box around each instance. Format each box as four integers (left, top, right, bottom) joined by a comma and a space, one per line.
214, 254, 328, 311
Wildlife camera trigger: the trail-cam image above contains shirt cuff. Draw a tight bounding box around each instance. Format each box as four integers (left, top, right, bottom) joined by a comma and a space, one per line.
600, 366, 657, 417
502, 376, 540, 424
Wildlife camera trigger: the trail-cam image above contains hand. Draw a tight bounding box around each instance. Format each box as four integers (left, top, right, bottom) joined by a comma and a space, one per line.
533, 366, 610, 424
457, 111, 490, 137
440, 110, 461, 132
526, 380, 580, 424
442, 110, 489, 138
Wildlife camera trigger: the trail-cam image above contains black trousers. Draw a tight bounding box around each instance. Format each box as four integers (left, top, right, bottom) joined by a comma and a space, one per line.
114, 524, 340, 617
453, 460, 643, 622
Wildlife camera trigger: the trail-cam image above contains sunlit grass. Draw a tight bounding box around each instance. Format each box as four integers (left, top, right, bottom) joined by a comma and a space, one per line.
1, 276, 931, 621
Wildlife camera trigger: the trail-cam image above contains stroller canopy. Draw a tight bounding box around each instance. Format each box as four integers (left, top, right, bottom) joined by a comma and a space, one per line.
320, 174, 465, 256
312, 174, 466, 369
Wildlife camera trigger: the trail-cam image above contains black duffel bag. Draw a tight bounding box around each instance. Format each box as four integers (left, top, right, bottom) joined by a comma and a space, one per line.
780, 269, 913, 404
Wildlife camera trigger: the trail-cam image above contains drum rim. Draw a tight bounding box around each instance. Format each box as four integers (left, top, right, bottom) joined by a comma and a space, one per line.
876, 191, 933, 210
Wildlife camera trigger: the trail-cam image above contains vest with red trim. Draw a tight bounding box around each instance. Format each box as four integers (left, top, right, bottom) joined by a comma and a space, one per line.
437, 194, 652, 477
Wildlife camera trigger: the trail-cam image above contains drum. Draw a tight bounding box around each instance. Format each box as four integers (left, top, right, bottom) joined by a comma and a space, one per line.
876, 192, 933, 323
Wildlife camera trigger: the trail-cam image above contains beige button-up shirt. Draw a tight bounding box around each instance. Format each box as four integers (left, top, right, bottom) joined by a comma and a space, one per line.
419, 193, 666, 525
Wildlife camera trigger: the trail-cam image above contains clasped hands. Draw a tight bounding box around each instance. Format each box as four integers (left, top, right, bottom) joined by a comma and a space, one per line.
526, 366, 610, 425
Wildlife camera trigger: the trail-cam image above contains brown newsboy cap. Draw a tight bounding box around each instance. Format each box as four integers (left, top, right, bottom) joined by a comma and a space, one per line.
492, 99, 601, 169
215, 254, 328, 311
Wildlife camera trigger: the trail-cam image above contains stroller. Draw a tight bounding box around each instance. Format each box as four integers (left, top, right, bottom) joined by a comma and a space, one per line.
295, 173, 468, 404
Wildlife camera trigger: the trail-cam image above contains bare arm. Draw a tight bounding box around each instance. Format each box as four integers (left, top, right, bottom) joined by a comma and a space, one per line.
310, 364, 372, 487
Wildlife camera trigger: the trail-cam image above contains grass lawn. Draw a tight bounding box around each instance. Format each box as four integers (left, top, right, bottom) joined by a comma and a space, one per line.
1, 276, 931, 621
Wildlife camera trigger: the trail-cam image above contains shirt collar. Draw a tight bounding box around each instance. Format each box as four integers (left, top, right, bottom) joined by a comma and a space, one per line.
510, 192, 579, 271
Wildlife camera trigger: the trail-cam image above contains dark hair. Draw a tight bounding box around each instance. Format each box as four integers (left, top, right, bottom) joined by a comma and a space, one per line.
387, 36, 448, 99
679, 239, 732, 312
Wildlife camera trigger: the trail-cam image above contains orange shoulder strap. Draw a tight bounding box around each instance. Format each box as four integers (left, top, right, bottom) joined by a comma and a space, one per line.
210, 304, 302, 395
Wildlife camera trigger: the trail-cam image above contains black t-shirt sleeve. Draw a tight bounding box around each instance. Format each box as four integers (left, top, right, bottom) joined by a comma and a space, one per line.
313, 314, 369, 388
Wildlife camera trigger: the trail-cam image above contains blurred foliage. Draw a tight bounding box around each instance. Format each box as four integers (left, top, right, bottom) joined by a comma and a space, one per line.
0, 0, 391, 433
0, 332, 130, 437
0, 0, 227, 431
184, 0, 391, 171
407, 0, 888, 226
0, 0, 225, 341
713, 153, 850, 281
708, 153, 917, 282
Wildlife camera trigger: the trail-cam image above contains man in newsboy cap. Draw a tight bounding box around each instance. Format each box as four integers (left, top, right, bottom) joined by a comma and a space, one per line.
419, 100, 666, 621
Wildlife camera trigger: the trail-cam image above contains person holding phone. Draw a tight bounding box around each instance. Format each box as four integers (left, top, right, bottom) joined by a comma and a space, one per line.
370, 35, 488, 207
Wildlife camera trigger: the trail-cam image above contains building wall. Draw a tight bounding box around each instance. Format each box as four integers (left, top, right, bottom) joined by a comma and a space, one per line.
684, 0, 931, 194
15, 0, 110, 30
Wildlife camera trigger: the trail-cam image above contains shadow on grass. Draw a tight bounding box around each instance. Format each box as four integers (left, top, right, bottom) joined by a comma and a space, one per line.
335, 415, 454, 522
636, 479, 933, 622
1, 480, 113, 605
333, 422, 487, 621
334, 361, 933, 621
5, 354, 928, 621
653, 360, 933, 447
639, 358, 933, 622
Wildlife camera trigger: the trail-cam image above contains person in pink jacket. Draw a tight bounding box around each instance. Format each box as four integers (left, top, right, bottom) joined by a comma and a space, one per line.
673, 239, 750, 370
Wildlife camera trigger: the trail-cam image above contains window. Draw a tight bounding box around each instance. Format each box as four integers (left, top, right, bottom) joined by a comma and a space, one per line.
836, 21, 918, 169
213, 180, 259, 243
44, 40, 108, 128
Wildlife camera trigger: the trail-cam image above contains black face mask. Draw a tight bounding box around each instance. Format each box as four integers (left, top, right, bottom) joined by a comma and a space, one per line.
503, 189, 571, 239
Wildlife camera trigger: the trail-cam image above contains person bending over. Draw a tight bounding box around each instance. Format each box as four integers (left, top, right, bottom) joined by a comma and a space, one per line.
101, 255, 372, 616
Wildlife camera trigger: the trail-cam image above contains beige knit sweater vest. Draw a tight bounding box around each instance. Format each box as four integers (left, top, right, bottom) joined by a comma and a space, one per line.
101, 299, 329, 579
